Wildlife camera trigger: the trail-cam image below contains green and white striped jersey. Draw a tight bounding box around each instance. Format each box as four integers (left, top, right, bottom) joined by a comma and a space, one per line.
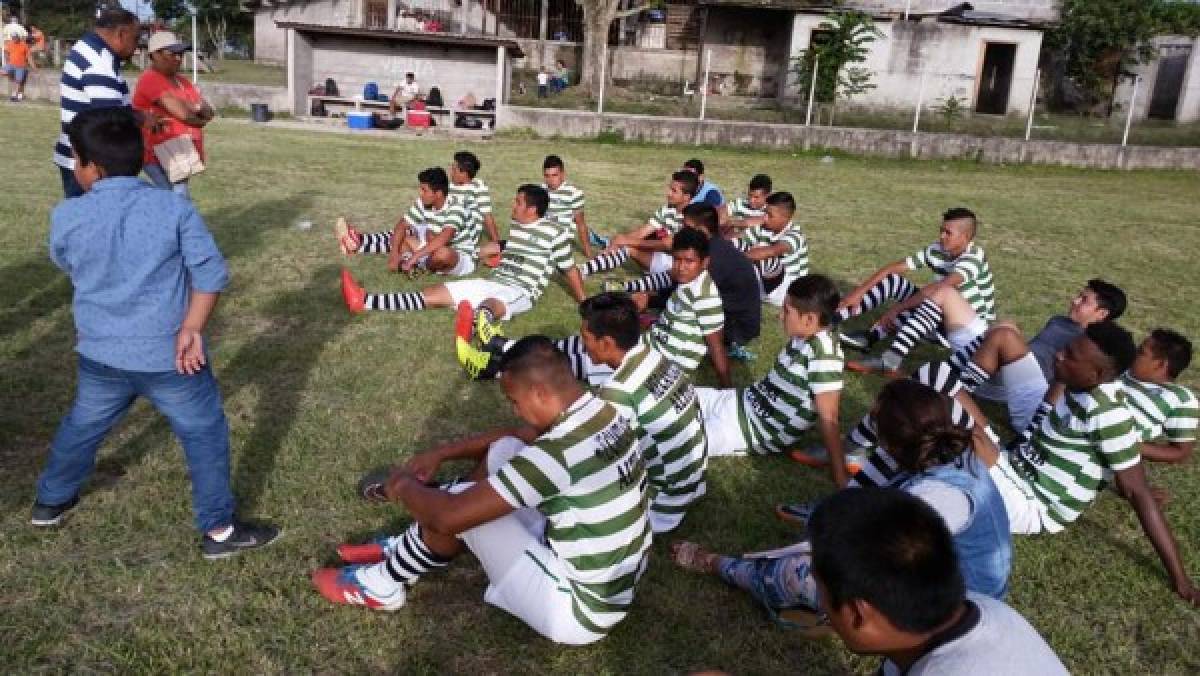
449, 177, 493, 238
599, 338, 708, 532
546, 181, 586, 227
489, 392, 652, 637
738, 222, 810, 280
906, 241, 996, 321
728, 197, 765, 221
492, 217, 575, 301
1010, 381, 1141, 529
403, 195, 472, 255
647, 204, 684, 236
1120, 373, 1198, 443
648, 270, 724, 371
737, 330, 844, 454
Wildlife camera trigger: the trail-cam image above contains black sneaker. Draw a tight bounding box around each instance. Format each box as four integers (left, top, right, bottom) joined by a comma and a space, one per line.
839, 330, 876, 352
30, 496, 80, 527
202, 521, 281, 560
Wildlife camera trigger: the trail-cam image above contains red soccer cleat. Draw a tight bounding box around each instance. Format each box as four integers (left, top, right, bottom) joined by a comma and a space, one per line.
845, 358, 901, 379
337, 541, 388, 565
455, 300, 474, 342
311, 566, 406, 611
341, 268, 366, 314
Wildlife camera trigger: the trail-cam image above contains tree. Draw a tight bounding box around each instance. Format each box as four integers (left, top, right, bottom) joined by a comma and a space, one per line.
789, 10, 881, 118
152, 0, 189, 22
191, 0, 251, 61
23, 0, 95, 39
575, 0, 650, 93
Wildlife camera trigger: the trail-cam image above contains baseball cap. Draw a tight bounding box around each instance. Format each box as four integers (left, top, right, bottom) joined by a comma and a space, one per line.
147, 31, 191, 54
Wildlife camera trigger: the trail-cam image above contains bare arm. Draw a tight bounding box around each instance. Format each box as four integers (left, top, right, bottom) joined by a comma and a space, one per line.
1139, 440, 1195, 464
574, 210, 592, 259
404, 226, 455, 271
175, 290, 219, 375
1113, 462, 1200, 605
482, 213, 500, 243
813, 390, 848, 488
705, 329, 732, 388
743, 242, 790, 262
403, 425, 538, 481
157, 91, 209, 127
562, 266, 587, 303
388, 472, 516, 536
839, 259, 910, 311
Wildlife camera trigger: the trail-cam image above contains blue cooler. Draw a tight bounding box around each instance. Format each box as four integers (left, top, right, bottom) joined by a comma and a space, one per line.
347, 111, 374, 129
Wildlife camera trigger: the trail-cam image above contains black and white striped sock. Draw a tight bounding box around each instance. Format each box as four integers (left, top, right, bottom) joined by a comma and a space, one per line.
949, 333, 987, 371
883, 299, 944, 364
624, 272, 674, 293
556, 335, 591, 380
364, 291, 426, 312
957, 360, 992, 391
837, 272, 918, 321
359, 231, 393, 254
580, 248, 629, 277
383, 523, 450, 586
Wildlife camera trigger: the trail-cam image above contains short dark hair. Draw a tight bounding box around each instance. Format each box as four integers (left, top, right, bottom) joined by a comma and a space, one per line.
67, 107, 144, 177
500, 335, 577, 391
1147, 328, 1193, 379
766, 191, 796, 215
942, 207, 977, 238
542, 154, 565, 171
452, 151, 481, 178
748, 174, 772, 193
671, 170, 699, 198
417, 167, 450, 194
580, 292, 641, 351
1086, 278, 1127, 321
809, 488, 966, 634
874, 380, 972, 473
681, 203, 719, 235
786, 274, 839, 327
682, 158, 705, 174
95, 8, 138, 29
1085, 321, 1137, 377
517, 184, 550, 217
671, 226, 709, 258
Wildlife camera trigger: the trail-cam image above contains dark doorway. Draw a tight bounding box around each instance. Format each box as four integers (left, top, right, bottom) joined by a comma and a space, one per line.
1148, 46, 1192, 120
976, 42, 1016, 114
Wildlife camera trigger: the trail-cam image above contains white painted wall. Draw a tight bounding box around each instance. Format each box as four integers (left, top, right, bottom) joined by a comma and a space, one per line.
1113, 36, 1200, 123
256, 1, 360, 63
844, 0, 1059, 22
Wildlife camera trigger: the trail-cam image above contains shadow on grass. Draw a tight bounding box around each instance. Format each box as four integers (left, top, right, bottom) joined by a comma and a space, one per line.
0, 258, 72, 341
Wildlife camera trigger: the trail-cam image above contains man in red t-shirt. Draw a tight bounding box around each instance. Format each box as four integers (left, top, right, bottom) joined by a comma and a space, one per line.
3, 37, 35, 101
132, 31, 214, 198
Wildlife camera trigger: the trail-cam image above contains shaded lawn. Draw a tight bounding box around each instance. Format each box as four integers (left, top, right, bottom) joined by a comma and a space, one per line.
1, 102, 1199, 673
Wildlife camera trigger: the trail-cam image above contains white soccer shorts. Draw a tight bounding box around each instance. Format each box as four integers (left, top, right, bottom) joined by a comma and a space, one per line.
695, 387, 752, 457
444, 279, 533, 320
988, 452, 1061, 535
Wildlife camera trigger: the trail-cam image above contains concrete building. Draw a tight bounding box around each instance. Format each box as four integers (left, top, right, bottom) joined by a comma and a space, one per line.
1113, 36, 1200, 123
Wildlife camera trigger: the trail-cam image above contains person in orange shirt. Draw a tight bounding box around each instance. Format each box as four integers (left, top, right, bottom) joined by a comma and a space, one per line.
3, 36, 35, 102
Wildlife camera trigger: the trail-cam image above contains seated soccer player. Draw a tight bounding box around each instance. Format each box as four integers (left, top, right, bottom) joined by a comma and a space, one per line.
1120, 329, 1195, 464
671, 383, 1015, 618
313, 337, 652, 645
682, 158, 727, 220
811, 489, 1065, 675
460, 227, 732, 388
720, 173, 771, 235
735, 191, 809, 307
335, 167, 475, 276
618, 203, 762, 356
447, 150, 500, 243
541, 154, 595, 257
578, 170, 698, 279
955, 321, 1200, 605
838, 207, 994, 376
694, 275, 849, 486
341, 184, 585, 318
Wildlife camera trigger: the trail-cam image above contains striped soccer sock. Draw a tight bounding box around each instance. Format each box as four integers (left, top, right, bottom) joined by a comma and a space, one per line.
382, 523, 450, 586
882, 300, 944, 367
957, 360, 992, 391
556, 335, 592, 380
624, 272, 674, 293
365, 291, 426, 312
580, 248, 629, 277
837, 273, 917, 322
949, 333, 987, 371
358, 231, 393, 254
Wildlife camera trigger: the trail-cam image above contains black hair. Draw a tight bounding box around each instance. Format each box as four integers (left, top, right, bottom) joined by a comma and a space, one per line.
874, 380, 973, 473
682, 158, 705, 174
499, 335, 577, 390
452, 151, 481, 178
1085, 321, 1137, 377
681, 203, 719, 235
517, 184, 550, 218
1086, 278, 1127, 321
417, 167, 450, 195
579, 292, 641, 351
67, 107, 144, 177
671, 170, 699, 198
543, 154, 565, 171
942, 207, 977, 238
766, 191, 796, 215
671, 226, 709, 259
1147, 328, 1193, 379
785, 274, 840, 327
748, 174, 772, 193
95, 8, 138, 29
808, 488, 966, 634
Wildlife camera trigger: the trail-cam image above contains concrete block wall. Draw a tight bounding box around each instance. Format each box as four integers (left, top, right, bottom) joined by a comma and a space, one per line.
256, 1, 359, 63
1113, 36, 1200, 123
498, 106, 1200, 170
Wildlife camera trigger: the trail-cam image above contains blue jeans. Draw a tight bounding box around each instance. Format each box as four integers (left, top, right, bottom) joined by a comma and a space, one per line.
59, 167, 84, 198
36, 355, 235, 533
143, 163, 192, 200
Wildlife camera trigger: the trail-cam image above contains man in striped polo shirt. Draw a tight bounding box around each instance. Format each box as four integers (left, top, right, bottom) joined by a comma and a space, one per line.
542, 155, 595, 257
960, 321, 1200, 605
720, 173, 770, 235
736, 191, 809, 307
337, 167, 475, 276
695, 274, 853, 488
341, 184, 585, 317
1122, 329, 1196, 464
54, 9, 141, 198
577, 170, 698, 279
839, 208, 994, 377
314, 337, 652, 644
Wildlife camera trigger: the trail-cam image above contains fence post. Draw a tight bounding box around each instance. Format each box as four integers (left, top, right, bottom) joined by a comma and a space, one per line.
1122, 75, 1140, 148
805, 54, 819, 127
1024, 67, 1041, 141
191, 12, 199, 83
911, 67, 927, 158
699, 49, 712, 121
597, 43, 607, 115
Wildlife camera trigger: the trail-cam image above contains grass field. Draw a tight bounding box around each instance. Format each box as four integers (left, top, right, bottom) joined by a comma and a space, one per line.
2, 101, 1199, 674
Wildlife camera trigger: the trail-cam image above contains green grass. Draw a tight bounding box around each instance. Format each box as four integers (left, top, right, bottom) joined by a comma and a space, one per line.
2, 101, 1200, 673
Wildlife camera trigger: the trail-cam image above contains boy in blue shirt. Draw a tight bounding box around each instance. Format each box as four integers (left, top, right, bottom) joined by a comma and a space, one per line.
30, 107, 279, 560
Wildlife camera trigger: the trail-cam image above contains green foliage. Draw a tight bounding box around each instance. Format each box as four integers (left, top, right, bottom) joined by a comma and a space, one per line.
934, 95, 967, 123
789, 11, 882, 107
152, 0, 190, 21
24, 0, 95, 39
